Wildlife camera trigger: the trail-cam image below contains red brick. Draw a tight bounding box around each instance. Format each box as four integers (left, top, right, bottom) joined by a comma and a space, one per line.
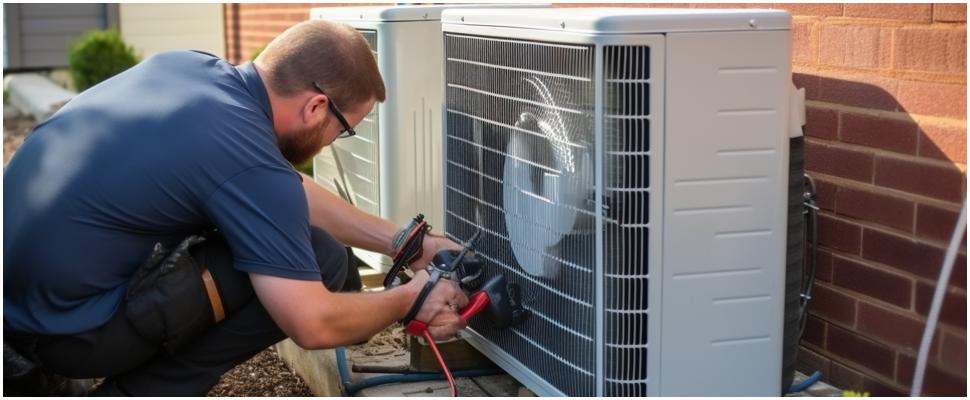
816, 248, 835, 282
811, 283, 858, 326
827, 324, 897, 378
918, 123, 967, 164
915, 282, 967, 328
819, 24, 893, 69
803, 315, 828, 348
813, 177, 838, 211
844, 3, 933, 21
818, 73, 898, 112
805, 141, 874, 183
873, 156, 965, 203
916, 203, 967, 248
897, 353, 968, 395
796, 345, 833, 378
857, 302, 924, 351
794, 72, 820, 100
897, 80, 967, 119
934, 3, 968, 22
840, 113, 919, 155
792, 21, 818, 64
940, 331, 967, 371
835, 185, 915, 232
819, 213, 863, 254
895, 28, 967, 74
805, 107, 838, 140
777, 3, 844, 17
833, 256, 914, 308
863, 228, 946, 279
829, 361, 867, 393
862, 376, 908, 396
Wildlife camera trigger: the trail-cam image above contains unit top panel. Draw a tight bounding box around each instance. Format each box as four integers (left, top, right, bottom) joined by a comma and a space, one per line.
441, 8, 791, 34
311, 4, 546, 23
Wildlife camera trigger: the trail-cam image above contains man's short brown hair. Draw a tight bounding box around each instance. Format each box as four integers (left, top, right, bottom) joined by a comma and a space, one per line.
257, 20, 385, 111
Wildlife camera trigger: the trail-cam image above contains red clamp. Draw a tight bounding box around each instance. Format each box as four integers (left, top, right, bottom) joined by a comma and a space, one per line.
404, 291, 490, 336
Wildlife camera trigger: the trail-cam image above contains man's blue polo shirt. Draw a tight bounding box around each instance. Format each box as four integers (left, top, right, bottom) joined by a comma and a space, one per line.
4, 51, 321, 335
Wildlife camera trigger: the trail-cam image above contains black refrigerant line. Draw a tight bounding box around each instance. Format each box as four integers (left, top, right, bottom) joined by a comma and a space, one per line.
798, 173, 820, 342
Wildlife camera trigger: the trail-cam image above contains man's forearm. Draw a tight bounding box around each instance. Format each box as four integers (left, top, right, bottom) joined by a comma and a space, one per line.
311, 284, 418, 347
252, 271, 421, 349
301, 173, 397, 256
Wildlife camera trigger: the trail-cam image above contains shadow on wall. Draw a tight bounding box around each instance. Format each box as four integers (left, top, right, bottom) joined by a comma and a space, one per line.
793, 72, 966, 396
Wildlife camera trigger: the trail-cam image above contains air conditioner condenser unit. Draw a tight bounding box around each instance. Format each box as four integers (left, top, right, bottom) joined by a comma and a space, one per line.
441, 7, 806, 396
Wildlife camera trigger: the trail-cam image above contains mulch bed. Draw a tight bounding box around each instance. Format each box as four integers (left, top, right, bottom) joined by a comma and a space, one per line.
207, 346, 313, 397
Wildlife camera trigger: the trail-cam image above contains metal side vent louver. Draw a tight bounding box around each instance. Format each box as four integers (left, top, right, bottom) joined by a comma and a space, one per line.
314, 29, 381, 215
602, 45, 651, 397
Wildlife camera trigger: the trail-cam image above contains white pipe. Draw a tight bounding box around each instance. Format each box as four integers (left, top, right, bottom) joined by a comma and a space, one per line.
910, 196, 967, 396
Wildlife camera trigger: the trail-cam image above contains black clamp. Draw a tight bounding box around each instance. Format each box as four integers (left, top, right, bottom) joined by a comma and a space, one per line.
401, 266, 445, 326
399, 230, 483, 327
384, 214, 431, 289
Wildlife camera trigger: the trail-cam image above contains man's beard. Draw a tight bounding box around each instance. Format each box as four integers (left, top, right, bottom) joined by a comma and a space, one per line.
278, 120, 329, 166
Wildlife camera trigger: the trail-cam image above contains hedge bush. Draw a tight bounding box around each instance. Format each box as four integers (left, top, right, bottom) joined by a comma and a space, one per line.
68, 29, 139, 91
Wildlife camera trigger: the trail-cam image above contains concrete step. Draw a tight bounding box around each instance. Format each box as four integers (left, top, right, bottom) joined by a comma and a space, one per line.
6, 73, 76, 121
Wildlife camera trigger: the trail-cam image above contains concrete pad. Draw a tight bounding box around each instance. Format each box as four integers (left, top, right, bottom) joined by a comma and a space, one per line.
356, 377, 487, 397
786, 370, 843, 397
273, 339, 342, 396
6, 73, 76, 121
472, 374, 524, 397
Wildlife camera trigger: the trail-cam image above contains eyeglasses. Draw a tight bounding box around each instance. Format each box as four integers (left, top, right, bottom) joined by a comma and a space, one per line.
312, 82, 356, 139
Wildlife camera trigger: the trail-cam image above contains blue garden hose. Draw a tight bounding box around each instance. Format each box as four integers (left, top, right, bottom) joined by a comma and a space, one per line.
787, 370, 822, 393
336, 346, 504, 396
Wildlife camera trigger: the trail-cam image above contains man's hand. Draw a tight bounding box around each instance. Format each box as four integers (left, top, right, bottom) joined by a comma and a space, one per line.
406, 269, 469, 340
410, 233, 462, 272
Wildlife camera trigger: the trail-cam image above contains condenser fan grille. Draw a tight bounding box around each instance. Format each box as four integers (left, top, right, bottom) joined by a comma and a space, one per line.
444, 33, 597, 395
444, 33, 653, 396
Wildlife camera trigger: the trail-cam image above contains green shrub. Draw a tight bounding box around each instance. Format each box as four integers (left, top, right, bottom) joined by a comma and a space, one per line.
68, 29, 139, 91
295, 160, 313, 176
250, 46, 265, 61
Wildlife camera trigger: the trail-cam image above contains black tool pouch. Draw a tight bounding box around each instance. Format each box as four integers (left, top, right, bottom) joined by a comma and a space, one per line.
124, 235, 214, 354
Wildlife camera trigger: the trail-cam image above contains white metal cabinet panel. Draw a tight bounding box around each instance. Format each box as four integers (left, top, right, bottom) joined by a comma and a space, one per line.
661, 29, 792, 396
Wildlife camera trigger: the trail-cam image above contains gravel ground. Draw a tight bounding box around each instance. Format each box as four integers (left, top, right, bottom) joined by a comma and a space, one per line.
3, 109, 35, 166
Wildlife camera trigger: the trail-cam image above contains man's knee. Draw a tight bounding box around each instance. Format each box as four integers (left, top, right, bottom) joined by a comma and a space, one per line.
309, 226, 350, 292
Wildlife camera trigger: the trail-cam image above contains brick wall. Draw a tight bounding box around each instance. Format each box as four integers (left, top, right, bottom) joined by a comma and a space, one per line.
223, 3, 386, 64
781, 3, 965, 396
224, 3, 967, 396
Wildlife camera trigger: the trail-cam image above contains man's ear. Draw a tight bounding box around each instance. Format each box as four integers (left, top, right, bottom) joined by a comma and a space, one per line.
303, 94, 328, 124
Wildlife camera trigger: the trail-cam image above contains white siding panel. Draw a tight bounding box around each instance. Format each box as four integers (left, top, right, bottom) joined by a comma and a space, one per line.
119, 4, 224, 59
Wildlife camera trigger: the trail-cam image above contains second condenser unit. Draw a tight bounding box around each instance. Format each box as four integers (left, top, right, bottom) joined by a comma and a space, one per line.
309, 4, 540, 272
310, 5, 446, 271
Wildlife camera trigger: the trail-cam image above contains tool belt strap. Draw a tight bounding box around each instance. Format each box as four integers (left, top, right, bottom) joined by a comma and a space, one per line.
201, 268, 225, 323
